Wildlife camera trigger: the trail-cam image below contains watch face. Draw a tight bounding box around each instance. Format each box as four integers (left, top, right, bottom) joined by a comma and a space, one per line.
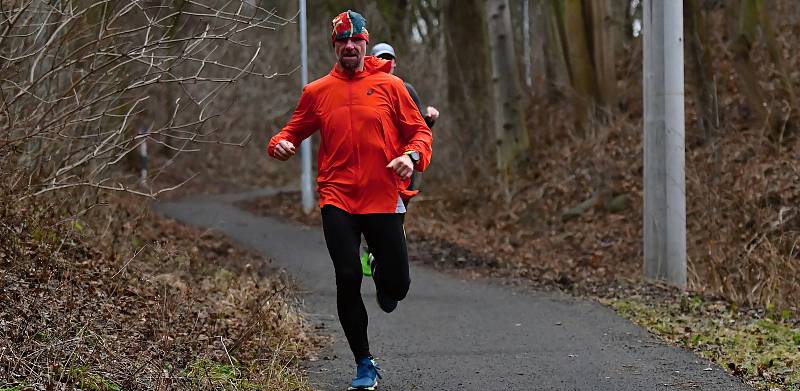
409, 151, 419, 163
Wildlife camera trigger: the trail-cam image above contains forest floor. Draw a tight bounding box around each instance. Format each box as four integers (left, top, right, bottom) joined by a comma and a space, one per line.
0, 190, 324, 390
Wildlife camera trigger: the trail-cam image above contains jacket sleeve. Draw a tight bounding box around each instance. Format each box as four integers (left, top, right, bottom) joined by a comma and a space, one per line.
404, 82, 435, 129
393, 80, 433, 172
267, 87, 319, 157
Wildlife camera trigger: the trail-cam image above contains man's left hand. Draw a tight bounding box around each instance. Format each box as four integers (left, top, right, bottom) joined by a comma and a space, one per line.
387, 154, 414, 179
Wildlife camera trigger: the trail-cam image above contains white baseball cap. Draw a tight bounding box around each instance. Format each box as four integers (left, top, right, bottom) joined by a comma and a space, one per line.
370, 43, 396, 59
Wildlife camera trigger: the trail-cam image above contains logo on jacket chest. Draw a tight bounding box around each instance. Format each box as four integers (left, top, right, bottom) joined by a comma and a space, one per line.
366, 88, 375, 96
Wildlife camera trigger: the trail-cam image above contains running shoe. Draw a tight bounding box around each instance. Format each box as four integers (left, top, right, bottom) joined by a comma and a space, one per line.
348, 356, 381, 390
360, 247, 373, 277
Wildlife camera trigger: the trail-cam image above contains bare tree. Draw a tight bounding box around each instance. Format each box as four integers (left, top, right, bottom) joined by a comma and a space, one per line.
728, 0, 797, 138
486, 0, 529, 184
685, 0, 719, 144
543, 0, 618, 133
442, 0, 492, 179
0, 0, 290, 200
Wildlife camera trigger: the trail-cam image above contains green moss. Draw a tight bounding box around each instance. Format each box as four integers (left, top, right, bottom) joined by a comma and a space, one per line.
30, 224, 58, 246
184, 359, 257, 390
68, 367, 122, 391
605, 297, 800, 390
34, 331, 49, 343
131, 237, 144, 249
72, 219, 85, 232
184, 358, 311, 391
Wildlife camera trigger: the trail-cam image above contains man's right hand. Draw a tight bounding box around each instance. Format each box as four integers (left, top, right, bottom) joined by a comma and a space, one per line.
425, 106, 440, 122
273, 140, 296, 160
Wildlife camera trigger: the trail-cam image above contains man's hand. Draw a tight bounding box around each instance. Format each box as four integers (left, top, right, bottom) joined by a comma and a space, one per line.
387, 154, 414, 179
425, 106, 440, 122
273, 140, 296, 161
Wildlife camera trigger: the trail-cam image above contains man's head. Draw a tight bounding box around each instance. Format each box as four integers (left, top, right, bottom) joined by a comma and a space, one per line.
370, 43, 396, 74
331, 10, 369, 73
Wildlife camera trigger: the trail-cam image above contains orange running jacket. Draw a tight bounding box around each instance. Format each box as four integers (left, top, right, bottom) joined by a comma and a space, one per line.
267, 57, 433, 214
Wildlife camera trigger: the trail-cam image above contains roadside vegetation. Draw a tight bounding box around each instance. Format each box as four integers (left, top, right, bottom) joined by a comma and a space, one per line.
0, 188, 321, 390
0, 2, 323, 389
606, 292, 799, 391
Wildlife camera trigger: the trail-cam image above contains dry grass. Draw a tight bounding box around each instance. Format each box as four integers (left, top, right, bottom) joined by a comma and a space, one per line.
0, 187, 322, 390
606, 293, 800, 391
689, 131, 800, 308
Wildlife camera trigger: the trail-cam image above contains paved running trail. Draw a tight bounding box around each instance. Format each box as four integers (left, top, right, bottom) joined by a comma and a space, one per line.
156, 190, 752, 391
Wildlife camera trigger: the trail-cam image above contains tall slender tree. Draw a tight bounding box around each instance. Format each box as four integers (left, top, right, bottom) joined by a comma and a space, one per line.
442, 0, 493, 176
486, 0, 529, 181
543, 0, 618, 133
729, 0, 797, 137
685, 0, 718, 143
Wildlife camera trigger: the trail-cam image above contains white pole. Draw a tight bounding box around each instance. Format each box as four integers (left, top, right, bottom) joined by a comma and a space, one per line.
643, 0, 686, 288
299, 0, 314, 212
663, 0, 687, 288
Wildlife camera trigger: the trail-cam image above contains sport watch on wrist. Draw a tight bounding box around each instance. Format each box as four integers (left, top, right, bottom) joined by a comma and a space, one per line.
405, 150, 420, 166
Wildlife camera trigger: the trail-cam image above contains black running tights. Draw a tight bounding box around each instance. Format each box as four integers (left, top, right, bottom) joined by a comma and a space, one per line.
320, 205, 410, 361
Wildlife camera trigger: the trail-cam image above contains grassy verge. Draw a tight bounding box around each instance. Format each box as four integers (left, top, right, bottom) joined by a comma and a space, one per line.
601, 291, 799, 391
0, 191, 322, 390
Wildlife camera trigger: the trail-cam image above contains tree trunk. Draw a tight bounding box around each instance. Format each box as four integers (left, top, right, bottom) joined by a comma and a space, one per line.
585, 0, 616, 110
544, 0, 598, 134
543, 0, 570, 98
756, 0, 798, 137
541, 0, 619, 131
685, 0, 718, 144
729, 0, 769, 129
486, 0, 530, 180
529, 0, 548, 93
442, 0, 493, 177
562, 0, 595, 133
728, 0, 796, 138
524, 0, 531, 87
374, 0, 410, 52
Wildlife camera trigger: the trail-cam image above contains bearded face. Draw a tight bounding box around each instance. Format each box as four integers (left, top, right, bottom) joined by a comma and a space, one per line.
334, 37, 366, 71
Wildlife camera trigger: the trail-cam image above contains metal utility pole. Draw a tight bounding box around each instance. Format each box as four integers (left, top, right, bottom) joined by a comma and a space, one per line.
643, 0, 686, 288
299, 0, 314, 212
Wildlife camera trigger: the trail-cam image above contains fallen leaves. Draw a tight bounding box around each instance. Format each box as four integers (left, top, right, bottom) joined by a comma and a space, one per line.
0, 192, 321, 390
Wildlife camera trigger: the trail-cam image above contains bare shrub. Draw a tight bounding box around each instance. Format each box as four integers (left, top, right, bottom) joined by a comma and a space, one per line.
0, 3, 322, 389
0, 187, 321, 390
0, 0, 290, 199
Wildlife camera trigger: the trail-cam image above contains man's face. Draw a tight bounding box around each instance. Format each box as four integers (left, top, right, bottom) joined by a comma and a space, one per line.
377, 54, 396, 74
334, 37, 367, 71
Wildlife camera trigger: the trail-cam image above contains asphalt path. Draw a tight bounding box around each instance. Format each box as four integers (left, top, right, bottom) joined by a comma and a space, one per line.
156, 190, 753, 391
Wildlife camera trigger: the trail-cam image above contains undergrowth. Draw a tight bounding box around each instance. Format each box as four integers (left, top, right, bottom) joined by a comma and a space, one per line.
605, 294, 799, 390
0, 187, 320, 390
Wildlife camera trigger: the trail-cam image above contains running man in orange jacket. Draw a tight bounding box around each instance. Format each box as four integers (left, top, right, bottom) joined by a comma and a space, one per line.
267, 10, 432, 391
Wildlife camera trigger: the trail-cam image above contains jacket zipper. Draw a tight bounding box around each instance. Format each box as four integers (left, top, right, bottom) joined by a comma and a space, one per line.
349, 77, 358, 204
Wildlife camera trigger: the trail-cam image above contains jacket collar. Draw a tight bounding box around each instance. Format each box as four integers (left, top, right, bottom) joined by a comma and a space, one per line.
330, 56, 392, 80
